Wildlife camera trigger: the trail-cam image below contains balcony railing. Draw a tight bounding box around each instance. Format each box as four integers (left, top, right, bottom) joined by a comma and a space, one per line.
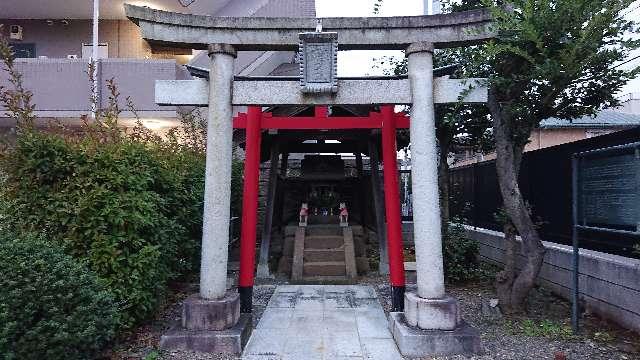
0, 58, 187, 119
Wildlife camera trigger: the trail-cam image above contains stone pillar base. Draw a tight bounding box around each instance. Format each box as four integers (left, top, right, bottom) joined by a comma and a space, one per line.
256, 263, 274, 279
404, 292, 461, 330
182, 292, 240, 330
160, 291, 251, 354
388, 312, 482, 357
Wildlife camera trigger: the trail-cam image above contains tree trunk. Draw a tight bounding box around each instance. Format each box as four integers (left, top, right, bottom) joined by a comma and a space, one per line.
488, 89, 546, 313
495, 221, 517, 313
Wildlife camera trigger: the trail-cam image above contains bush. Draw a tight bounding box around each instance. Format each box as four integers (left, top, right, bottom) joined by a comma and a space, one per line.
1, 131, 206, 327
0, 38, 242, 330
0, 233, 119, 359
443, 221, 481, 283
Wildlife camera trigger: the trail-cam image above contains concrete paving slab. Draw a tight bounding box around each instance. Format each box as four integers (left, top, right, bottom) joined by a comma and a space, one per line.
296, 296, 325, 311
325, 330, 364, 357
283, 335, 324, 360
348, 285, 378, 299
298, 286, 326, 297
268, 293, 298, 308
324, 309, 357, 332
243, 355, 281, 360
273, 285, 299, 293
290, 310, 325, 330
255, 308, 293, 330
355, 297, 384, 309
356, 311, 392, 339
242, 285, 402, 360
325, 292, 354, 309
243, 328, 288, 356
361, 338, 404, 360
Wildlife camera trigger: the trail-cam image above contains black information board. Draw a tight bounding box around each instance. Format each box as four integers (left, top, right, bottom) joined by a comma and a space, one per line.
577, 145, 640, 232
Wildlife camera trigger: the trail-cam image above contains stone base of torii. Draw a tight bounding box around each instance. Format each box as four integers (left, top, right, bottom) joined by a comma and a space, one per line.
125, 4, 493, 356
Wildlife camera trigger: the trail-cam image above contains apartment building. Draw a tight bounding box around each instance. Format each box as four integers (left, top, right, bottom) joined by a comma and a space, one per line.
0, 0, 315, 131
452, 94, 640, 166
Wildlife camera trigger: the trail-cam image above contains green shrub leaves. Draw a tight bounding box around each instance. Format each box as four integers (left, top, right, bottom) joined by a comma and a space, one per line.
0, 233, 119, 359
444, 221, 482, 283
2, 131, 206, 328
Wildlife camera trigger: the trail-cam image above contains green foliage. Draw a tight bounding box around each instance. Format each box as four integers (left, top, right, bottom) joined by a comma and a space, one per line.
373, 44, 494, 159
0, 233, 119, 359
231, 156, 244, 217
0, 37, 35, 130
505, 318, 573, 339
0, 35, 222, 329
481, 0, 640, 145
0, 33, 245, 336
443, 221, 482, 283
1, 131, 206, 328
143, 350, 160, 360
372, 0, 384, 14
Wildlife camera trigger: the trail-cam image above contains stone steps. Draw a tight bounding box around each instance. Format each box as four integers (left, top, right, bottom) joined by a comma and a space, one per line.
304, 261, 347, 276
304, 248, 345, 262
304, 224, 343, 236
300, 276, 356, 285
305, 235, 344, 249
291, 225, 358, 284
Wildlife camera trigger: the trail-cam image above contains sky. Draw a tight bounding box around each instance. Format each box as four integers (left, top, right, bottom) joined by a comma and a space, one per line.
315, 0, 640, 96
315, 0, 424, 77
620, 1, 640, 96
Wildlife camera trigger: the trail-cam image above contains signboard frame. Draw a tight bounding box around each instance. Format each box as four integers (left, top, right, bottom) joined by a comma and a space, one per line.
571, 141, 640, 333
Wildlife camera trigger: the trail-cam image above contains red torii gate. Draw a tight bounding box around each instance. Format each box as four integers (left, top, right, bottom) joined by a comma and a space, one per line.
235, 105, 410, 310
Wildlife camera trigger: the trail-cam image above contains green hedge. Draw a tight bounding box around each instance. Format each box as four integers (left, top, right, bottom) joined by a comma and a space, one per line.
443, 221, 482, 283
0, 233, 119, 359
1, 131, 206, 327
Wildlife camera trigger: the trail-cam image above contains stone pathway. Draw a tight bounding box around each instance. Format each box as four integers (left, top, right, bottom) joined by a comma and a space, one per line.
242, 285, 404, 360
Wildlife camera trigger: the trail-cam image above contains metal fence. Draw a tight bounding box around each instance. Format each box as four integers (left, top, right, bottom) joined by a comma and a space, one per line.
449, 126, 640, 258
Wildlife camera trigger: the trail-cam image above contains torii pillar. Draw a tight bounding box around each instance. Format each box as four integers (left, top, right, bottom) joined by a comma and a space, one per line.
159, 44, 251, 354
387, 42, 482, 356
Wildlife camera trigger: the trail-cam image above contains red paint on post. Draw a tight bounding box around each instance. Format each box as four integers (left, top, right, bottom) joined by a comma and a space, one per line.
238, 106, 262, 288
381, 105, 406, 287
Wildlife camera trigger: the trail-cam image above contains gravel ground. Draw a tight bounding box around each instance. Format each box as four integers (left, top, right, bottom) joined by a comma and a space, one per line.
361, 274, 639, 360
110, 272, 639, 360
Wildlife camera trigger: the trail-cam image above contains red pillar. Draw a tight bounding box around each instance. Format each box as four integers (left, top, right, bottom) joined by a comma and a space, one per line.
381, 105, 406, 311
238, 106, 262, 313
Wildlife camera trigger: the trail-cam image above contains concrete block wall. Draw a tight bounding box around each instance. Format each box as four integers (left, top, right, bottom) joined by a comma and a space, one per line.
466, 225, 640, 333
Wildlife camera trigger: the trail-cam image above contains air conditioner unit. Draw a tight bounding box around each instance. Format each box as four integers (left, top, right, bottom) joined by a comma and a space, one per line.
9, 25, 23, 40
67, 54, 78, 59
82, 43, 108, 59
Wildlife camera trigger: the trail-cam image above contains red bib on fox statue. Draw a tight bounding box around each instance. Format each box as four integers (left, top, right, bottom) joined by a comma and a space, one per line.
339, 202, 349, 227
299, 203, 309, 227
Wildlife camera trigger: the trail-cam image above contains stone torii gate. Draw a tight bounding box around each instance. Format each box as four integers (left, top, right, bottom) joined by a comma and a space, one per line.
125, 4, 492, 356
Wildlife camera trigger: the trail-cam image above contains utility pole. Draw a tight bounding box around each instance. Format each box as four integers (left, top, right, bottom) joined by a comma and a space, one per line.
91, 0, 100, 118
